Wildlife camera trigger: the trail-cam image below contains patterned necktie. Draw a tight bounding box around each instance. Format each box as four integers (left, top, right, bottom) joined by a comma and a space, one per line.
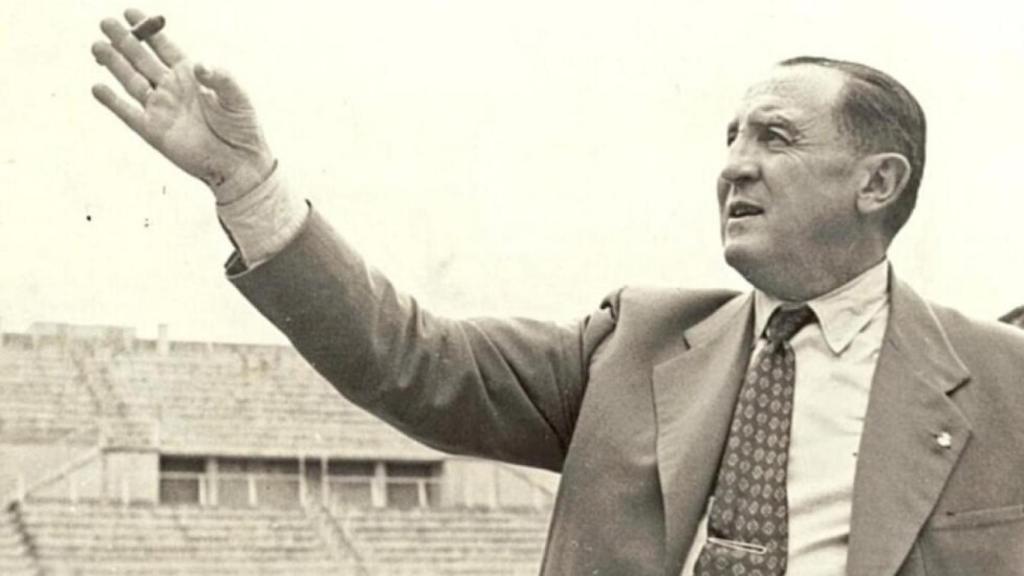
693, 305, 817, 576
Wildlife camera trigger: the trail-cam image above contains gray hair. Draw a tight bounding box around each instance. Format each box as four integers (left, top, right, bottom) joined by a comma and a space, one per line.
779, 56, 926, 238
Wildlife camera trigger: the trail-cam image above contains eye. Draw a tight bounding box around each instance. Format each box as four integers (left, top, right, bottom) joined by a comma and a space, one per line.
726, 127, 738, 146
759, 125, 793, 146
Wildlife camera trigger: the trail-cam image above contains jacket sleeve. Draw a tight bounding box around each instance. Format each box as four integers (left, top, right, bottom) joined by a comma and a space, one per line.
228, 207, 618, 472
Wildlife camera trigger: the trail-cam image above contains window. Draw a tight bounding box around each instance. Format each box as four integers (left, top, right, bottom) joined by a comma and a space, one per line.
216, 457, 251, 507
217, 458, 301, 508
385, 462, 441, 509
158, 456, 444, 509
327, 460, 375, 509
256, 459, 301, 509
325, 460, 442, 510
158, 456, 205, 505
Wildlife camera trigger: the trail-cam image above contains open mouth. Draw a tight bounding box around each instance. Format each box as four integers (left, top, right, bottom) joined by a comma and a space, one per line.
727, 201, 764, 219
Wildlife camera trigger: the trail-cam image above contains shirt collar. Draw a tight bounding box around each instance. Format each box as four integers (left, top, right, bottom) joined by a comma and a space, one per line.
754, 259, 890, 355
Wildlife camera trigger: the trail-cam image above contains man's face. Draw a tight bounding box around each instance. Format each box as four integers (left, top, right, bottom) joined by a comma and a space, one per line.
718, 65, 864, 296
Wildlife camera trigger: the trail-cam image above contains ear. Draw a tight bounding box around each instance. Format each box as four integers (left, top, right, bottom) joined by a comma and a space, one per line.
855, 153, 911, 216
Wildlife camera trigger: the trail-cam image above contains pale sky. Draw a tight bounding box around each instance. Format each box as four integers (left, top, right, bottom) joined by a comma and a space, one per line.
1, 1, 1022, 344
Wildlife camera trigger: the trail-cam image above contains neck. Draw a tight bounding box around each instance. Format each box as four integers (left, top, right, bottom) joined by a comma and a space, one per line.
750, 254, 887, 302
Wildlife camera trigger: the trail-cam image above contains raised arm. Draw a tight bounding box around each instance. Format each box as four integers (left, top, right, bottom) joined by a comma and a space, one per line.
90, 9, 617, 471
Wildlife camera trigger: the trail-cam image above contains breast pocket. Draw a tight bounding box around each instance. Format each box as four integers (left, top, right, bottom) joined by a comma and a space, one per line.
919, 504, 1024, 575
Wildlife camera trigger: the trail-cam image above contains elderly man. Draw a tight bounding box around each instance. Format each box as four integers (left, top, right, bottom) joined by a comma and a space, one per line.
92, 9, 1024, 576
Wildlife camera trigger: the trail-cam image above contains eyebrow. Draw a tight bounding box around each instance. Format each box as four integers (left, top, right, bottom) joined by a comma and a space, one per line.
752, 112, 798, 134
726, 111, 801, 141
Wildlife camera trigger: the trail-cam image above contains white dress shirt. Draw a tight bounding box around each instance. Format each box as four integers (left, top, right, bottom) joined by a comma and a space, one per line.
682, 259, 890, 575
219, 172, 892, 575
216, 166, 308, 268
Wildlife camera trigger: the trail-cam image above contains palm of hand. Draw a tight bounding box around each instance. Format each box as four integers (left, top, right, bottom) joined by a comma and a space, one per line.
145, 62, 269, 190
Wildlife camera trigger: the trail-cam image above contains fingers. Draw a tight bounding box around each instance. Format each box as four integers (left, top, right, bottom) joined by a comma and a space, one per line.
124, 8, 186, 68
99, 17, 167, 86
92, 84, 149, 140
194, 64, 252, 111
92, 41, 154, 103
130, 15, 165, 42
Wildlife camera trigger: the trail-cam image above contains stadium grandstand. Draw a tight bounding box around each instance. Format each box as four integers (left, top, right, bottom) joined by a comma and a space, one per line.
0, 322, 555, 575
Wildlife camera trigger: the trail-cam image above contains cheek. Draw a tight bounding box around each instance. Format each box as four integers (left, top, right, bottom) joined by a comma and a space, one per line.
763, 168, 817, 219
766, 161, 855, 225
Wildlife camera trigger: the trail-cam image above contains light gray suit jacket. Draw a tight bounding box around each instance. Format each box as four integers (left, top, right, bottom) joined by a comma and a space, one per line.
230, 209, 1024, 575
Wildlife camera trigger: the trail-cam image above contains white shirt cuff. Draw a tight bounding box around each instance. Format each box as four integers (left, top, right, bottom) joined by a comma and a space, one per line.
216, 165, 308, 268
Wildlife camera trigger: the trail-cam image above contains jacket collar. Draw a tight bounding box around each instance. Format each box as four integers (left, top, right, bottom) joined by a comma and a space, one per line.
845, 272, 971, 576
652, 291, 754, 574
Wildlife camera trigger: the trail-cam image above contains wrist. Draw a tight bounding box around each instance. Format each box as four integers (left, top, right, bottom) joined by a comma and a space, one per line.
217, 164, 308, 267
211, 156, 276, 205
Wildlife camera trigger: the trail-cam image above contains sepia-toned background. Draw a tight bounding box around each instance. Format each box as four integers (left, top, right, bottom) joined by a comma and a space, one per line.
1, 0, 1022, 344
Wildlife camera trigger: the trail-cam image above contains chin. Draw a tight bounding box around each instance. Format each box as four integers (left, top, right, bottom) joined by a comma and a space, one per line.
723, 238, 759, 273
723, 240, 775, 289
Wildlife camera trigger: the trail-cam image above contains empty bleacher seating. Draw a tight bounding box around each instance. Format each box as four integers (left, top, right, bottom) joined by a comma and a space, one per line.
0, 351, 100, 444
12, 500, 550, 575
18, 499, 355, 575
1, 327, 555, 574
338, 508, 548, 575
103, 347, 439, 459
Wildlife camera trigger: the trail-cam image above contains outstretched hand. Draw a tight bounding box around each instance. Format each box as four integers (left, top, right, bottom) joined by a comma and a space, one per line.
91, 9, 274, 203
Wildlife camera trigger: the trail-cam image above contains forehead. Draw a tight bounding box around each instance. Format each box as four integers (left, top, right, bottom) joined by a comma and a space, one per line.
732, 65, 848, 127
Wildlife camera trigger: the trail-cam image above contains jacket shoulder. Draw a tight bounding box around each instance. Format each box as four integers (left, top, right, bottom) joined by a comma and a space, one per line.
599, 285, 742, 333
931, 302, 1024, 373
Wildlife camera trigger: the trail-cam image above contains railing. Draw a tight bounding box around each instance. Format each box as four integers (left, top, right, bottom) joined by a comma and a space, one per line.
304, 499, 371, 575
1, 425, 105, 505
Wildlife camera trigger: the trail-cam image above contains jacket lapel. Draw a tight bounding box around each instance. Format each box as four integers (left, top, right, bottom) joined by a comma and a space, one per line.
652, 292, 754, 574
846, 275, 972, 576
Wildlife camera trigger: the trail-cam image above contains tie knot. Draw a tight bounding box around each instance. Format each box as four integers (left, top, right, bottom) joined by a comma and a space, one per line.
764, 305, 816, 344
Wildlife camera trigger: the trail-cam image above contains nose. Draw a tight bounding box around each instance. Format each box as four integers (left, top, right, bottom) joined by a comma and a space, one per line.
717, 139, 760, 206
719, 139, 761, 187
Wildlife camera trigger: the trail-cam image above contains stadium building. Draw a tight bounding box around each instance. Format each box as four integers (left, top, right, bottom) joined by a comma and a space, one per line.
0, 322, 556, 575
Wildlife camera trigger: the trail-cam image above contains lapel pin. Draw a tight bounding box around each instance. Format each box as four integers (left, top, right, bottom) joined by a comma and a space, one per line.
936, 431, 952, 449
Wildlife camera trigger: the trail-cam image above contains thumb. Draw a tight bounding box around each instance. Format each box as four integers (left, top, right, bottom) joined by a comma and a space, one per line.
194, 63, 251, 110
